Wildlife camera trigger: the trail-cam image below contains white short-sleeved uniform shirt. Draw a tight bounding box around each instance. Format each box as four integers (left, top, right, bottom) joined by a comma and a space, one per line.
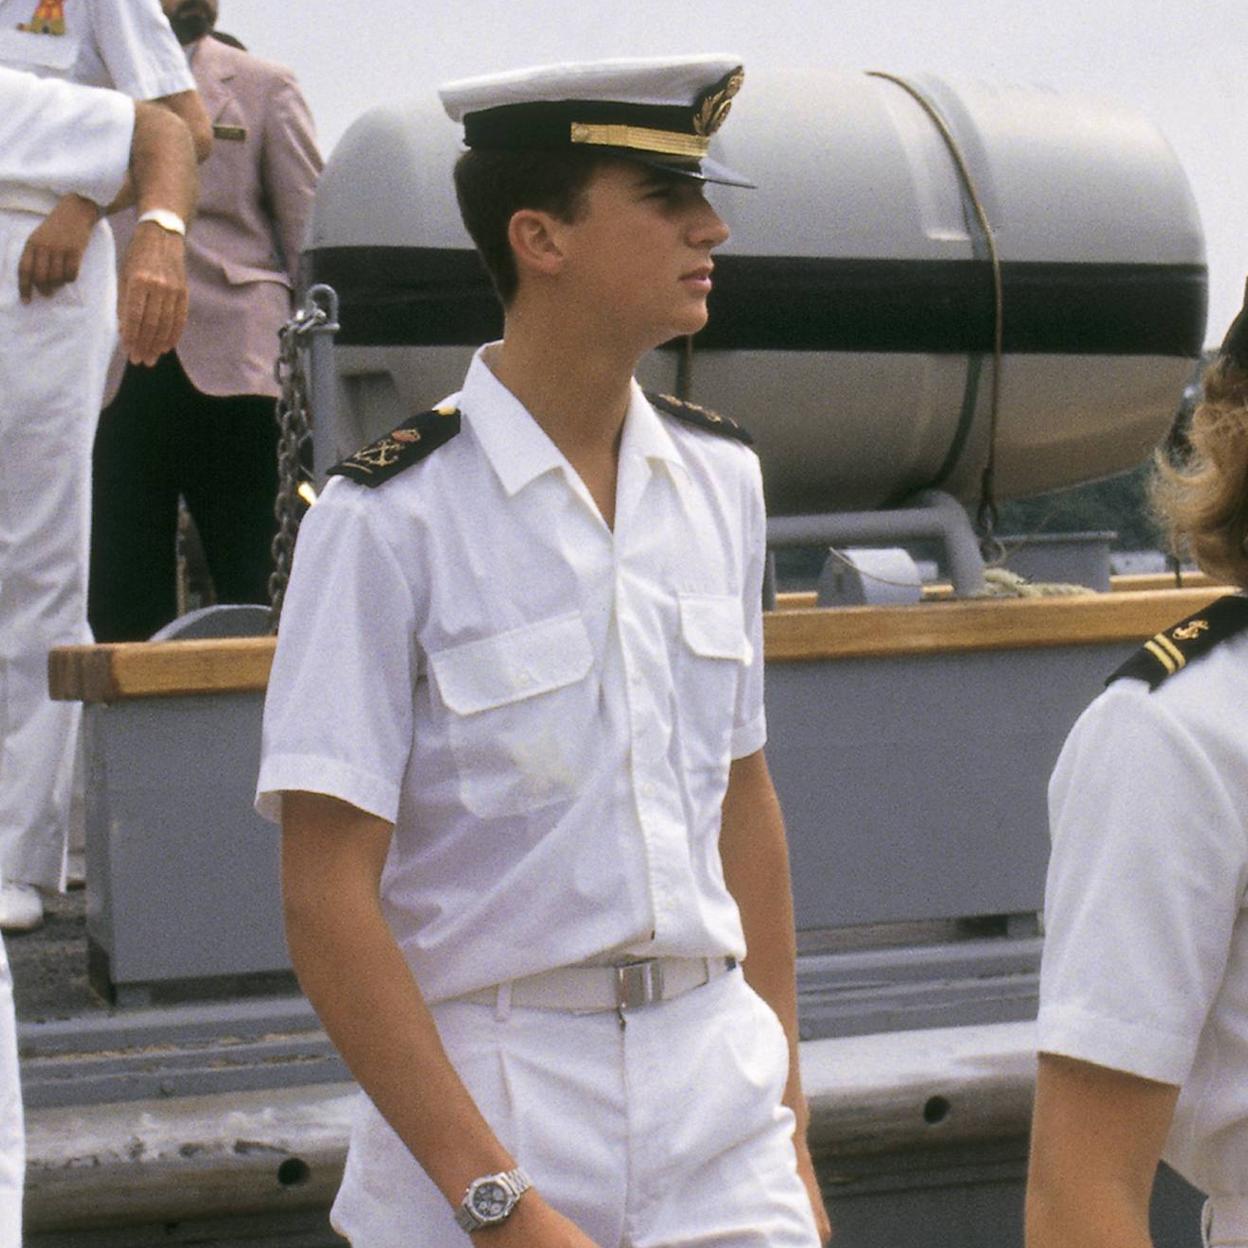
0, 0, 191, 96
1037, 614, 1248, 1197
258, 348, 768, 1004
0, 65, 132, 204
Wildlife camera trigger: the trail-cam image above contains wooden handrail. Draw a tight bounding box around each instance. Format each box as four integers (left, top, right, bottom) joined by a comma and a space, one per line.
49, 637, 276, 703
765, 586, 1226, 663
49, 586, 1230, 703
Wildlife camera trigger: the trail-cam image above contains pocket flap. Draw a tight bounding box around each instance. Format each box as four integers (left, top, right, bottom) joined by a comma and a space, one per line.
221, 259, 293, 289
678, 593, 751, 662
429, 613, 593, 715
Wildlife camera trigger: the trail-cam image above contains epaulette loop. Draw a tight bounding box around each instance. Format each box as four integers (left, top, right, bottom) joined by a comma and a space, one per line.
328, 405, 461, 487
646, 391, 753, 445
1107, 594, 1248, 690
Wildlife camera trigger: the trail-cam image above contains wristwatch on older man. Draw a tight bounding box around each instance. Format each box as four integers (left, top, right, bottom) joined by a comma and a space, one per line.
453, 1166, 532, 1232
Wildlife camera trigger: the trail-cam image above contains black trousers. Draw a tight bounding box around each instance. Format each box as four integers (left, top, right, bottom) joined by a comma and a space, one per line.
89, 352, 279, 642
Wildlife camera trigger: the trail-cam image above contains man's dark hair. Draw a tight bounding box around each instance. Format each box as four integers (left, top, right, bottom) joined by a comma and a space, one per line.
453, 148, 607, 305
211, 30, 247, 49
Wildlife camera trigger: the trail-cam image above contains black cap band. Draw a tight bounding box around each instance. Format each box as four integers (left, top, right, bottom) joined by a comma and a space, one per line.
464, 100, 706, 157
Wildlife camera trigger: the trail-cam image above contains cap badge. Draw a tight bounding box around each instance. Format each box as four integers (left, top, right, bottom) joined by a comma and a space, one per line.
693, 67, 744, 138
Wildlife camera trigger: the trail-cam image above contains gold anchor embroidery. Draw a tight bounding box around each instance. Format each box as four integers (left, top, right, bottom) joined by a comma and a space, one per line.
692, 67, 744, 138
1172, 619, 1210, 642
353, 431, 420, 472
18, 0, 66, 35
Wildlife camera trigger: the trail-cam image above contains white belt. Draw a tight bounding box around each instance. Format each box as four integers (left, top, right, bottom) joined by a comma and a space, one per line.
0, 184, 59, 215
1205, 1197, 1248, 1246
458, 956, 737, 1014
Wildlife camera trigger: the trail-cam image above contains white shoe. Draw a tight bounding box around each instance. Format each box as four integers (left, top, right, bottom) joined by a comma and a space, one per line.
0, 883, 43, 932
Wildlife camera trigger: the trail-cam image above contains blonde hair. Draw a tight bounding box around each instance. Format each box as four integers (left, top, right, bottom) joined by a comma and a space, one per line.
1151, 353, 1248, 588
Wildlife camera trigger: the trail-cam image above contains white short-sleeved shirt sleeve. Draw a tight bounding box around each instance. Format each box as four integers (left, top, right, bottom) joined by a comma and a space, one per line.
1037, 628, 1248, 1194
731, 447, 768, 759
256, 491, 418, 826
0, 66, 132, 204
0, 0, 193, 97
258, 352, 767, 1003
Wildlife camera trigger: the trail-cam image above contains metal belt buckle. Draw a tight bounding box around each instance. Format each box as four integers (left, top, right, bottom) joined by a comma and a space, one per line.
614, 959, 664, 1011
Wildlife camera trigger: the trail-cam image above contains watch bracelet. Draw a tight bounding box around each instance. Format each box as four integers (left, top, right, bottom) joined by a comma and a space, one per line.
453, 1166, 532, 1231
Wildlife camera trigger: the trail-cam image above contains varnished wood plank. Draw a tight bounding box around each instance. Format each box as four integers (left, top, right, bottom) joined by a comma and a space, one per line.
48, 585, 1231, 702
1110, 570, 1216, 593
764, 586, 1228, 662
49, 638, 276, 703
777, 572, 1217, 612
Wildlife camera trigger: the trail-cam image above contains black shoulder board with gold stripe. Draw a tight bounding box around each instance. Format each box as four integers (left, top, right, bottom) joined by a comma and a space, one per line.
327, 405, 460, 487
646, 391, 753, 445
1107, 594, 1248, 690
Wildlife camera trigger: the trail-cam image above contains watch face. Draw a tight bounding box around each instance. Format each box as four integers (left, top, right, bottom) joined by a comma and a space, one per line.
471, 1180, 510, 1219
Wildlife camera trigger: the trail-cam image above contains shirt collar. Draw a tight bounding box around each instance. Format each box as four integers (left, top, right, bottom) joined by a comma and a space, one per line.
459, 347, 687, 495
459, 346, 567, 496
620, 381, 686, 477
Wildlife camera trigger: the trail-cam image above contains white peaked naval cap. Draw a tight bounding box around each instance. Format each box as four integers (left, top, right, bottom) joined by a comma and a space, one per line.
437, 55, 754, 188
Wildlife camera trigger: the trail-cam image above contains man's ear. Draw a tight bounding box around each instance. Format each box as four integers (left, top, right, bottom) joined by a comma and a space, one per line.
508, 209, 566, 282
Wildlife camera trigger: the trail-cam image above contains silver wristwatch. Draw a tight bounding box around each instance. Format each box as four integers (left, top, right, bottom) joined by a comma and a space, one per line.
453, 1166, 532, 1232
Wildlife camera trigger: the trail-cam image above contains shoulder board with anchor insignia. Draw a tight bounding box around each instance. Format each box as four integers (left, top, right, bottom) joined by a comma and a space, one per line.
1107, 594, 1248, 690
327, 405, 461, 487
646, 391, 753, 446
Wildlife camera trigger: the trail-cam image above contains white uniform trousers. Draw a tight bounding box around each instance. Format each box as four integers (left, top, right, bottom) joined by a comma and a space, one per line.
0, 937, 23, 1248
0, 211, 117, 890
331, 966, 820, 1247
1205, 1198, 1248, 1247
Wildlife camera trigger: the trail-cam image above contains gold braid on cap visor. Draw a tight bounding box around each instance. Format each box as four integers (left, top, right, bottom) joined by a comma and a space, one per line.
569, 122, 710, 159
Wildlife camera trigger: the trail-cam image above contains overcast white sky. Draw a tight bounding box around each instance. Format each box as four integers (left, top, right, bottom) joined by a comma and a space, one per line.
224, 0, 1248, 339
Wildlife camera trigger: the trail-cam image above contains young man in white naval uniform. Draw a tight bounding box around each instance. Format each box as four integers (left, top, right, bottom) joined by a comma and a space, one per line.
259, 56, 831, 1247
0, 0, 210, 931
0, 64, 197, 1243
1027, 291, 1248, 1248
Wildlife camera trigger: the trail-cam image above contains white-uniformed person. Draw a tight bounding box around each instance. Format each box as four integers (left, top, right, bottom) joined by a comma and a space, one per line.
0, 62, 197, 1244
258, 56, 831, 1248
1027, 288, 1248, 1248
0, 0, 210, 931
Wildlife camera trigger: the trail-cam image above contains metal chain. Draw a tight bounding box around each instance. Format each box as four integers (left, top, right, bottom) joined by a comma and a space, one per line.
976, 480, 1005, 563
268, 301, 324, 629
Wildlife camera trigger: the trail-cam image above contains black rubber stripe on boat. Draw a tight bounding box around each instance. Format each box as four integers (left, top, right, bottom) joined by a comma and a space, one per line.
305, 247, 1207, 358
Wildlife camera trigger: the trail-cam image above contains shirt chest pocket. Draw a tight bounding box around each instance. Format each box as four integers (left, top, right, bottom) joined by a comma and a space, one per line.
676, 593, 750, 774
0, 29, 78, 73
428, 613, 595, 819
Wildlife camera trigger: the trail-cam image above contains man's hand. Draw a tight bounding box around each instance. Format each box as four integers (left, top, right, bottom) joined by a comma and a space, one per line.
17, 193, 100, 301
795, 1137, 832, 1244
470, 1193, 599, 1247
117, 219, 188, 366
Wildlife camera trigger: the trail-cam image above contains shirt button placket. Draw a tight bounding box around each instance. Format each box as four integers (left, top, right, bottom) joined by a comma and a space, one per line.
618, 577, 666, 938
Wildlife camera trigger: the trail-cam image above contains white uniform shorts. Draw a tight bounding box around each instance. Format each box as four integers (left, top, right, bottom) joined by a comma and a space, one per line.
1205, 1198, 1248, 1247
331, 966, 820, 1247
